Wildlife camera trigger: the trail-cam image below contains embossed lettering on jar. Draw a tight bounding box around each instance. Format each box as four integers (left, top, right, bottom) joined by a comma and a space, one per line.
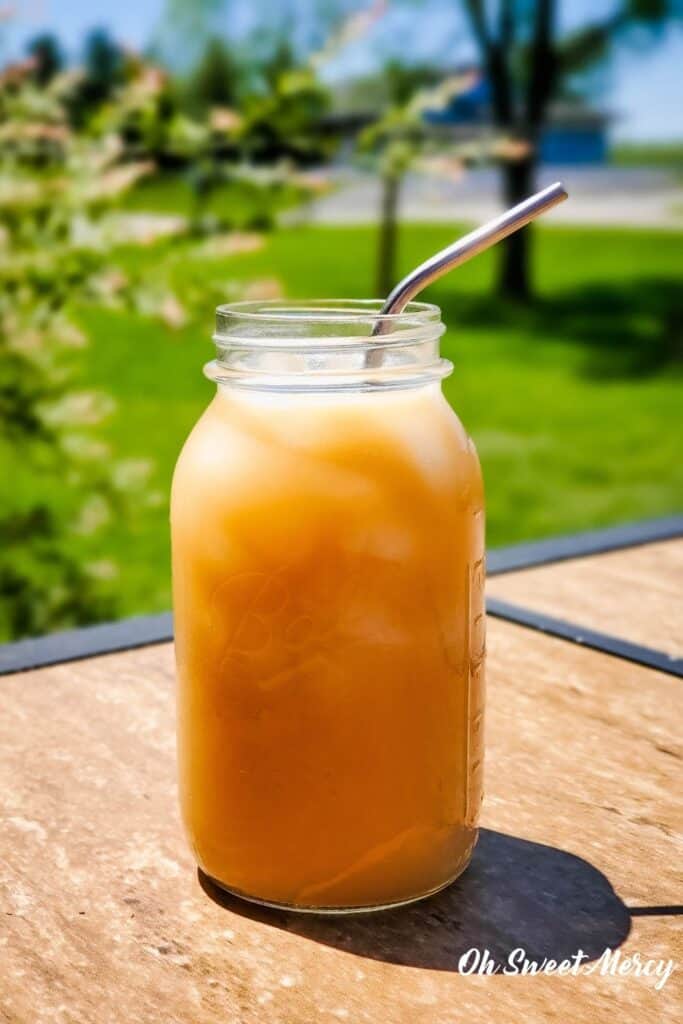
171, 300, 485, 912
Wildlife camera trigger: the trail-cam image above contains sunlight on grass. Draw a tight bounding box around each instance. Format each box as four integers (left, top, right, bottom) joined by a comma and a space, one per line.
7, 220, 679, 621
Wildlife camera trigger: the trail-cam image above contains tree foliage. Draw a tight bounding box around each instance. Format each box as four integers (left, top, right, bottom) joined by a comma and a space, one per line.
0, 67, 170, 639
26, 34, 64, 88
0, 42, 328, 638
186, 37, 244, 113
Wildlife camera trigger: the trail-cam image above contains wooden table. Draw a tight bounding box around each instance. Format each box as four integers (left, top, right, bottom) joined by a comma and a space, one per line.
1, 518, 681, 1023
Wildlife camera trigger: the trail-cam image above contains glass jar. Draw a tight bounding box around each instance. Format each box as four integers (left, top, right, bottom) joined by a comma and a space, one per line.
171, 300, 485, 913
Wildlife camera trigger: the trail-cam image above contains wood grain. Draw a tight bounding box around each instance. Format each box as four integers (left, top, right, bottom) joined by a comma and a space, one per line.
0, 623, 680, 1024
488, 539, 683, 658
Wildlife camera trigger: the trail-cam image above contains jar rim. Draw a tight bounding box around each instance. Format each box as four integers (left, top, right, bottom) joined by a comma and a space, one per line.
209, 298, 450, 392
215, 298, 441, 329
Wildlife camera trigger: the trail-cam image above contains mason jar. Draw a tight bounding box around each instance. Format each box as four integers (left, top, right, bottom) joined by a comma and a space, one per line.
171, 299, 485, 913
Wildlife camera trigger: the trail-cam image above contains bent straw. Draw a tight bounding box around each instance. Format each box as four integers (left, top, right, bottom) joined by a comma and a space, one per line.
367, 181, 568, 364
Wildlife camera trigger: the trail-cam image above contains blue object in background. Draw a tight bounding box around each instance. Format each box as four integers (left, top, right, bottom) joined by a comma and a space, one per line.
423, 71, 609, 165
540, 127, 608, 164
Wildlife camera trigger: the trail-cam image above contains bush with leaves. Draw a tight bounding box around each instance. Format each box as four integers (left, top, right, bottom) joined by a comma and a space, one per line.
91, 59, 325, 231
0, 55, 329, 640
0, 68, 169, 641
239, 66, 333, 166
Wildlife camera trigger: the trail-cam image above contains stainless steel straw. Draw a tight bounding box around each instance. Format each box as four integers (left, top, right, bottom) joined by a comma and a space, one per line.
379, 181, 566, 318
368, 181, 567, 359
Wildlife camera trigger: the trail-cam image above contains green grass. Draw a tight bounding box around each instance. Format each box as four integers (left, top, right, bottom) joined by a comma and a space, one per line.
119, 172, 305, 226
8, 221, 683, 625
612, 142, 683, 170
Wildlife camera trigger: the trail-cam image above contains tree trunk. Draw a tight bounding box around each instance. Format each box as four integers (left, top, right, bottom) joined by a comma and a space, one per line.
497, 155, 536, 300
376, 172, 401, 298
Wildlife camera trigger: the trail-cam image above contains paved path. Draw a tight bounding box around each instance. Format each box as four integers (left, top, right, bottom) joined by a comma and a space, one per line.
296, 166, 683, 229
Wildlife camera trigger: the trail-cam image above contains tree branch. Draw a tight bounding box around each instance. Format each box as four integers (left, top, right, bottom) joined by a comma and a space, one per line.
462, 0, 492, 52
557, 10, 627, 76
526, 0, 557, 132
463, 0, 514, 127
500, 0, 515, 53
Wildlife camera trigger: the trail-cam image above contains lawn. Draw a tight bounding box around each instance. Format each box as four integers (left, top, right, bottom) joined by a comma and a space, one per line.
611, 142, 683, 171
120, 172, 308, 226
7, 219, 683, 628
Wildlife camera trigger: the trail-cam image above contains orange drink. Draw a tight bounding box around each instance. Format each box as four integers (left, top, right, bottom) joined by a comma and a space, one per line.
171, 301, 485, 911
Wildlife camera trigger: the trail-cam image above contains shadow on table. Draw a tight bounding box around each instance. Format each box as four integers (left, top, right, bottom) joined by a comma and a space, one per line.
198, 828, 631, 971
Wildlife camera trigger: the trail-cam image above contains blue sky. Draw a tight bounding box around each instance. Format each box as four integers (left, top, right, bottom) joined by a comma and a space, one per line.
2, 0, 682, 141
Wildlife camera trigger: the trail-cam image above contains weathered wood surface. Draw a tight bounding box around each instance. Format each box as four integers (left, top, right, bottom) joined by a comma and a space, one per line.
488, 539, 683, 658
1, 615, 680, 1023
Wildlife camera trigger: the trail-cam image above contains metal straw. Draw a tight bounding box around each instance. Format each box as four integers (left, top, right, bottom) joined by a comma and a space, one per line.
369, 181, 568, 356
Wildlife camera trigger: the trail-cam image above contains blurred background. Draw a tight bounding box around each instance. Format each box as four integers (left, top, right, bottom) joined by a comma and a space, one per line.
0, 0, 681, 641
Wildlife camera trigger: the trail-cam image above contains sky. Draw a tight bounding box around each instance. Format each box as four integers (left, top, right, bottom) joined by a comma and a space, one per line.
2, 0, 682, 141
